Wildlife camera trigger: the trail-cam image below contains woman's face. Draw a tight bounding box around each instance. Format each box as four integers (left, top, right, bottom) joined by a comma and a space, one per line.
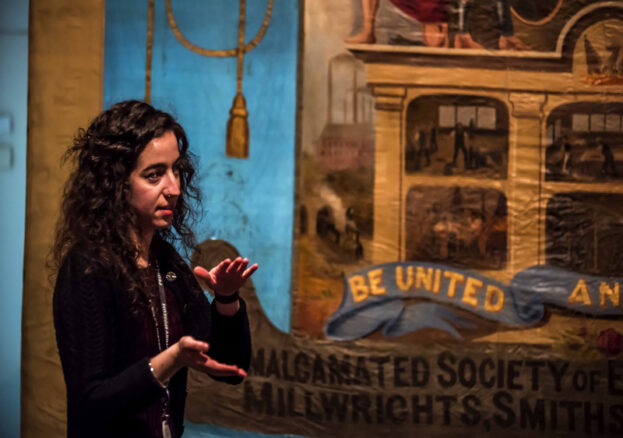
128, 130, 181, 235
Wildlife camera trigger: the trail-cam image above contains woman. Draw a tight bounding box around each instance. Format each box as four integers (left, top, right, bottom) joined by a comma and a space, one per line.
52, 100, 257, 438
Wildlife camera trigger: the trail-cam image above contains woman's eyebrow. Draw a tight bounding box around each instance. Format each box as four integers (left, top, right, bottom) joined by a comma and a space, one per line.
141, 162, 167, 172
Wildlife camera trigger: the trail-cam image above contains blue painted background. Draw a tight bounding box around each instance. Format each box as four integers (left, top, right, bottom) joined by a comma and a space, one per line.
0, 1, 28, 437
104, 0, 297, 334
104, 1, 298, 436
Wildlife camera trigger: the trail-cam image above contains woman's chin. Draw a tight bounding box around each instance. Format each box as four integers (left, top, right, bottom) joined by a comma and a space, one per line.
154, 218, 174, 229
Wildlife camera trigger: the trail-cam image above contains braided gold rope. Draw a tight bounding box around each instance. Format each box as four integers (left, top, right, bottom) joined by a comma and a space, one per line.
145, 0, 155, 102
165, 0, 273, 57
236, 0, 246, 93
511, 0, 563, 26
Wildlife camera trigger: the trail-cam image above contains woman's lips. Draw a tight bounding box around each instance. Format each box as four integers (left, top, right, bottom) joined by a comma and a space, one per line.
157, 206, 174, 215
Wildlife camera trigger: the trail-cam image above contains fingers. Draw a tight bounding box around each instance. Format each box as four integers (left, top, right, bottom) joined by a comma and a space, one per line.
192, 365, 247, 378
179, 336, 210, 353
215, 259, 231, 275
226, 257, 256, 276
198, 257, 258, 292
225, 257, 239, 274
241, 263, 259, 281
239, 258, 250, 273
199, 357, 248, 377
193, 266, 216, 289
226, 257, 247, 274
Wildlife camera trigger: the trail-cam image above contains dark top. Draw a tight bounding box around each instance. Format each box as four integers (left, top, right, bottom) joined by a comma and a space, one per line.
53, 239, 251, 438
135, 267, 184, 437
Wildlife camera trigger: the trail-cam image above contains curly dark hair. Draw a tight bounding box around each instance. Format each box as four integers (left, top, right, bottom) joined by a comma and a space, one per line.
51, 100, 201, 302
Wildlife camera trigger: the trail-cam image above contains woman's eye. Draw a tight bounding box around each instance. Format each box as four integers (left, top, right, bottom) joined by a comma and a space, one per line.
145, 172, 161, 183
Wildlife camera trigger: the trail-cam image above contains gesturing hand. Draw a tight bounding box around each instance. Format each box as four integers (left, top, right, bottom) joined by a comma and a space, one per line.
193, 257, 258, 296
173, 336, 246, 377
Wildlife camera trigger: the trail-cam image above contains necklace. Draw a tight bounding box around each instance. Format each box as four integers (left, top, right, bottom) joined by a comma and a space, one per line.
149, 260, 172, 438
150, 260, 170, 350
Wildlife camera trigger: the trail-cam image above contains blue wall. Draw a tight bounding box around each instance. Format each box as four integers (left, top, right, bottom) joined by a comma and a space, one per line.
104, 0, 297, 335
104, 1, 298, 436
0, 1, 28, 437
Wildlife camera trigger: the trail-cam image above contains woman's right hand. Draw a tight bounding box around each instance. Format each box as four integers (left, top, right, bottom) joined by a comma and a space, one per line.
151, 335, 246, 385
172, 336, 247, 377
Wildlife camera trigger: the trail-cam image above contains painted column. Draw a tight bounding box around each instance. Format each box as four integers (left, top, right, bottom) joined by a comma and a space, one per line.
371, 86, 405, 263
507, 92, 546, 274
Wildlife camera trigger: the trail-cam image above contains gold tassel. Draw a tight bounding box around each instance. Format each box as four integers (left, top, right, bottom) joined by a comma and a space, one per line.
226, 92, 249, 159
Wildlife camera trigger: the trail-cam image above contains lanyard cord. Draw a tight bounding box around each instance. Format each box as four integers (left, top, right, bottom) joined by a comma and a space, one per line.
149, 259, 169, 351
148, 259, 172, 436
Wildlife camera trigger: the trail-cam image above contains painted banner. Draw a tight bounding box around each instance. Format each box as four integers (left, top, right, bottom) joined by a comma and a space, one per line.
102, 0, 623, 437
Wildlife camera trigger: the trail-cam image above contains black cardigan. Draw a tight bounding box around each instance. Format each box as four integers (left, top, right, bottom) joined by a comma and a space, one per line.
53, 241, 251, 437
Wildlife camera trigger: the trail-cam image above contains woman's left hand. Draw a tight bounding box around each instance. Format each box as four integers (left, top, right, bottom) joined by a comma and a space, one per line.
194, 257, 258, 296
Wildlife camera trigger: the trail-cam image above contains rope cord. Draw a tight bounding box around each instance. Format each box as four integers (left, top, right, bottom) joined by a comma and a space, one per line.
145, 0, 155, 103
510, 0, 563, 26
237, 0, 246, 93
165, 0, 273, 58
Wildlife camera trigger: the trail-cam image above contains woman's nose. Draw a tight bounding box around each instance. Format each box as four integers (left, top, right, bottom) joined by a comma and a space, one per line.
165, 172, 181, 197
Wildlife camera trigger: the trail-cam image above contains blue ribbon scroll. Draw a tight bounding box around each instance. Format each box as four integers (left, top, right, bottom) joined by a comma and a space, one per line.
324, 262, 623, 340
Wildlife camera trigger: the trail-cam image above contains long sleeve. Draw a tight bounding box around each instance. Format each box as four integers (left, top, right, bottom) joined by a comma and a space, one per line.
183, 287, 251, 384
207, 297, 252, 384
53, 253, 164, 432
161, 241, 252, 385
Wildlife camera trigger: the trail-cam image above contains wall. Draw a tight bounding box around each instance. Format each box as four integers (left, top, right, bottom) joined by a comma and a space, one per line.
21, 1, 105, 436
0, 1, 28, 437
103, 0, 298, 334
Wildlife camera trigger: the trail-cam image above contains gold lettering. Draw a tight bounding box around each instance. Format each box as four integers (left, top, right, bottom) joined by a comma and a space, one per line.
462, 277, 482, 308
444, 271, 465, 298
368, 269, 386, 296
600, 281, 620, 308
433, 269, 442, 294
416, 267, 433, 291
484, 285, 505, 312
568, 279, 592, 306
349, 275, 369, 303
395, 266, 414, 291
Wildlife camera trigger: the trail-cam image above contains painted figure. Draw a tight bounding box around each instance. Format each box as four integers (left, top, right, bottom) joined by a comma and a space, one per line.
418, 127, 432, 167
406, 124, 422, 171
600, 139, 618, 177
455, 0, 529, 50
346, 0, 449, 47
468, 143, 487, 169
561, 140, 573, 175
429, 123, 438, 153
452, 122, 469, 168
347, 0, 529, 50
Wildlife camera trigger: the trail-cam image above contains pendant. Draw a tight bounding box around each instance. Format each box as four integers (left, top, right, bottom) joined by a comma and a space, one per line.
162, 420, 172, 438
